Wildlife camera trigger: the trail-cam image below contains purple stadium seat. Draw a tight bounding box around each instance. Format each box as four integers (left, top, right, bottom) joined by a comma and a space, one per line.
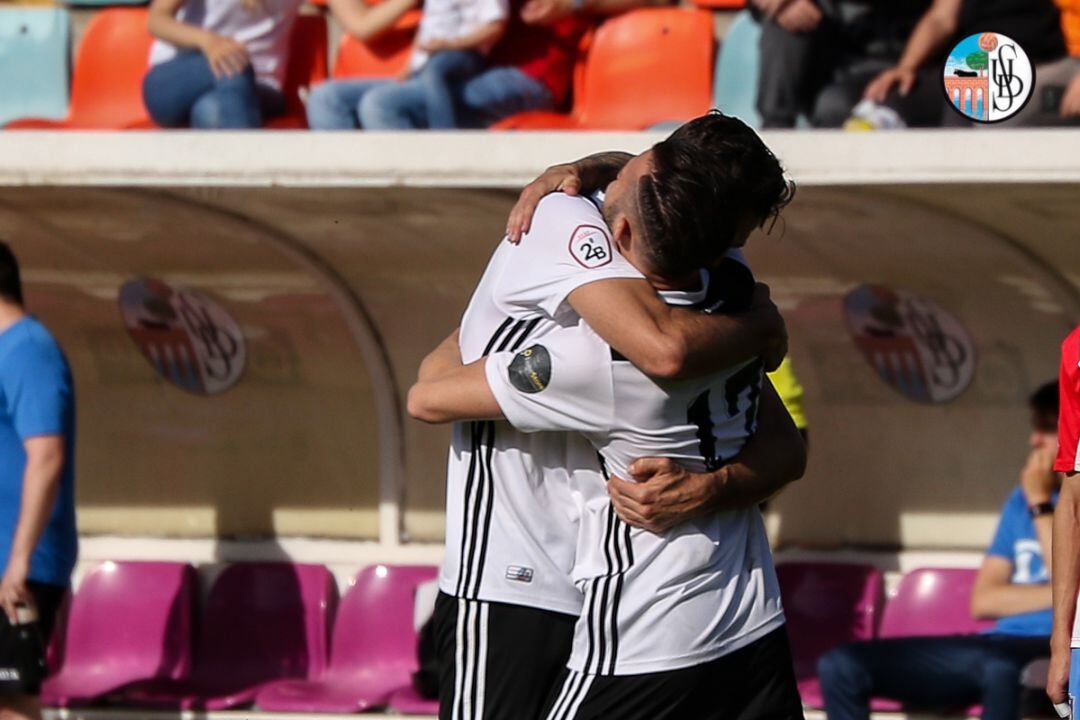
255, 564, 438, 713
870, 567, 990, 714
42, 561, 195, 708
389, 685, 440, 715
878, 567, 992, 638
775, 562, 883, 709
117, 562, 336, 711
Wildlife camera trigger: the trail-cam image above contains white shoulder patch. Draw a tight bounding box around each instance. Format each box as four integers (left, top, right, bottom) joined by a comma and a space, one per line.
568, 224, 613, 269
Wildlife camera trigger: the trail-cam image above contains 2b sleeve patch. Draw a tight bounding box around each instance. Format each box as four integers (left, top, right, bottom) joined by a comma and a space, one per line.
508, 345, 551, 394
569, 224, 613, 269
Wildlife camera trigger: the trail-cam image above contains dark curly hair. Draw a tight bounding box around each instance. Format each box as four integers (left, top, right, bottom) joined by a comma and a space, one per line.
636, 111, 794, 279
0, 241, 22, 306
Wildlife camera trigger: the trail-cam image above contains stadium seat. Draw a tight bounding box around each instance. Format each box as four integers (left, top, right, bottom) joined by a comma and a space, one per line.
265, 14, 329, 129
255, 564, 439, 713
0, 7, 70, 128
332, 10, 420, 79
775, 562, 883, 708
495, 8, 714, 130
713, 10, 762, 128
118, 563, 337, 710
389, 685, 440, 715
42, 562, 196, 708
690, 0, 745, 6
6, 7, 152, 130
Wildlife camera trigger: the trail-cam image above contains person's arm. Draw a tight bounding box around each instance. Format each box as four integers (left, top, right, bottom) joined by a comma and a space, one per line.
863, 0, 961, 102
417, 328, 462, 382
147, 0, 250, 78
520, 0, 668, 26
1049, 474, 1080, 703
1021, 443, 1058, 574
970, 554, 1052, 619
0, 436, 64, 622
606, 378, 806, 531
423, 20, 507, 52
328, 0, 419, 42
507, 152, 633, 243
567, 279, 787, 379
408, 359, 502, 424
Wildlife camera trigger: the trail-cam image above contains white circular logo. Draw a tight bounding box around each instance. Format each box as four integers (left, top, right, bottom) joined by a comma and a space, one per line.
942, 32, 1034, 123
119, 277, 246, 395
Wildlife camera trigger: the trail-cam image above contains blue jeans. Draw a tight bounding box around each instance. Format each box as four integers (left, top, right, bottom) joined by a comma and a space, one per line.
143, 51, 285, 129
306, 63, 553, 130
817, 634, 1051, 720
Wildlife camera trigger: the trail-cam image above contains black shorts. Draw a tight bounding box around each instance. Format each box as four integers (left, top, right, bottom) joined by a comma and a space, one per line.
0, 581, 66, 696
541, 625, 805, 720
435, 591, 576, 720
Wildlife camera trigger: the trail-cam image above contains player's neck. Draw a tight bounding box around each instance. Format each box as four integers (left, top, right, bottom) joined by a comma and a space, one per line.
647, 270, 702, 293
0, 301, 27, 335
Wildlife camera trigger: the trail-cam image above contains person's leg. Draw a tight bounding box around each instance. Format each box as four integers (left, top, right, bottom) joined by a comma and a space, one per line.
435, 593, 576, 720
756, 18, 819, 128
416, 50, 487, 129
721, 626, 805, 720
879, 64, 948, 127
0, 583, 65, 720
454, 67, 554, 128
188, 65, 264, 129
0, 694, 41, 720
255, 83, 286, 122
977, 635, 1053, 720
358, 77, 431, 130
142, 51, 219, 128
810, 60, 890, 127
305, 78, 389, 130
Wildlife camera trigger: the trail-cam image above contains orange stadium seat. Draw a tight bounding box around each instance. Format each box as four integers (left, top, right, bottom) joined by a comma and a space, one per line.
332, 10, 420, 79
266, 14, 330, 128
495, 8, 715, 130
6, 7, 153, 129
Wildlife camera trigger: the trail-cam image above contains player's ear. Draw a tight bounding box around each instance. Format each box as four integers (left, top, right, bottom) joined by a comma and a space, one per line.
610, 214, 632, 256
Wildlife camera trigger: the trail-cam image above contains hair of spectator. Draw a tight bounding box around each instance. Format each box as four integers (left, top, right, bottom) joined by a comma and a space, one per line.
636, 110, 795, 279
1030, 380, 1059, 418
0, 241, 23, 306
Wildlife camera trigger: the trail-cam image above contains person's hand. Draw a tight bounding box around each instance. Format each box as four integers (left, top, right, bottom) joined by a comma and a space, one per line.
1047, 643, 1071, 705
864, 66, 917, 103
747, 283, 788, 372
1061, 73, 1080, 118
0, 559, 32, 624
1021, 444, 1058, 506
607, 458, 719, 533
506, 163, 583, 243
521, 0, 573, 26
752, 0, 790, 17
201, 34, 249, 79
774, 0, 822, 33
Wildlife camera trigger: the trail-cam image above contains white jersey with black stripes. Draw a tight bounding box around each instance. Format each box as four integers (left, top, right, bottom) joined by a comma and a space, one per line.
485, 258, 786, 678
439, 192, 643, 615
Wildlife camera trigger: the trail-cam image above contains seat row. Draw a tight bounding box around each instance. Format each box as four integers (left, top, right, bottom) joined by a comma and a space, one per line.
0, 5, 760, 131
44, 560, 997, 714
43, 561, 439, 714
779, 562, 1004, 714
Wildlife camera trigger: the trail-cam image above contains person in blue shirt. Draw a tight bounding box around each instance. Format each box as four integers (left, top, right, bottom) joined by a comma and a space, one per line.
0, 241, 77, 720
818, 381, 1060, 720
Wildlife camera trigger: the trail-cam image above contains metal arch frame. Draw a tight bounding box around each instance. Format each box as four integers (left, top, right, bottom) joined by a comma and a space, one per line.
137, 188, 407, 546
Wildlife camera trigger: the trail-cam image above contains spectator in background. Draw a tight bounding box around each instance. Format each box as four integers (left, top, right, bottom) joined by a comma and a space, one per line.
1055, 0, 1080, 118
860, 0, 1079, 127
307, 0, 509, 129
819, 381, 1059, 720
144, 0, 417, 129
751, 0, 930, 128
769, 355, 808, 447
0, 242, 77, 720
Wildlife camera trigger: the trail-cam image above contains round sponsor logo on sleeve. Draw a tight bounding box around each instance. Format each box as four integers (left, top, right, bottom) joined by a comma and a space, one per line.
569, 224, 613, 269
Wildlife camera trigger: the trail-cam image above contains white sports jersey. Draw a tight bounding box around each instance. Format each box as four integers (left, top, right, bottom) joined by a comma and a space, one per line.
485, 259, 786, 675
439, 192, 643, 615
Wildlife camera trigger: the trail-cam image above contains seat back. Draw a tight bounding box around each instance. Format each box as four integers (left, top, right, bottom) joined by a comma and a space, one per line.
575, 8, 714, 130
195, 563, 336, 685
275, 14, 328, 126
332, 11, 420, 79
55, 562, 195, 680
330, 565, 438, 680
713, 10, 762, 128
67, 7, 153, 128
776, 562, 884, 679
0, 7, 70, 126
879, 567, 994, 638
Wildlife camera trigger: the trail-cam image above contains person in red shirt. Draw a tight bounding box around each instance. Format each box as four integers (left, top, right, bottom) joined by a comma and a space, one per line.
1047, 326, 1080, 712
